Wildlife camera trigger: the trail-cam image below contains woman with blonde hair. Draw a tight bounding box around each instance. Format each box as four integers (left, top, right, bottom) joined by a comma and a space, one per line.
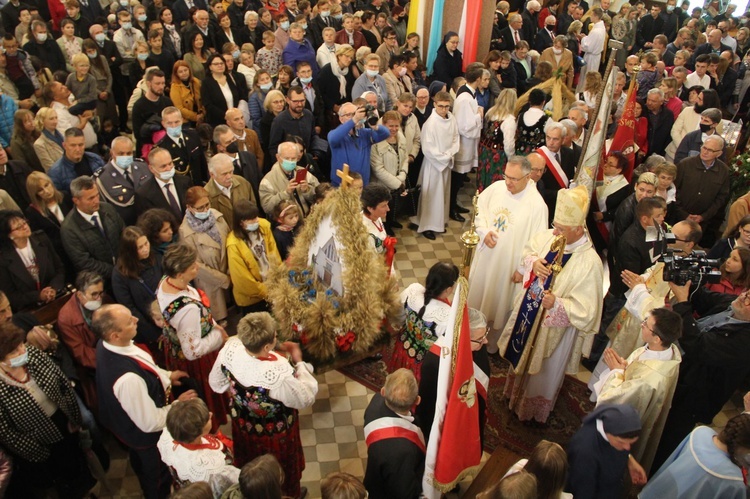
32, 107, 63, 172
477, 88, 517, 191
318, 44, 357, 130
260, 89, 286, 171
567, 20, 583, 86
660, 76, 682, 119
578, 71, 602, 108
24, 171, 72, 277
10, 109, 42, 172
170, 60, 205, 126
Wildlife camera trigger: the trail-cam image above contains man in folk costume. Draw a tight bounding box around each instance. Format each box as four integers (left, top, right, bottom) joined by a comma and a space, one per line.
363, 368, 425, 499
467, 155, 549, 354
536, 121, 576, 225
450, 66, 484, 222
577, 7, 606, 93
413, 91, 460, 241
591, 307, 683, 475
498, 185, 603, 423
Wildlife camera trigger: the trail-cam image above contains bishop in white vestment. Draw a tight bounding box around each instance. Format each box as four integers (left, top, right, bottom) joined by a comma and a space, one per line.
498, 186, 603, 423
468, 156, 549, 354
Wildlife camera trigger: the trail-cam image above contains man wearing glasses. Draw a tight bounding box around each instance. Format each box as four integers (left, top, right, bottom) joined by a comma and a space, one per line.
652, 279, 750, 471
671, 133, 730, 247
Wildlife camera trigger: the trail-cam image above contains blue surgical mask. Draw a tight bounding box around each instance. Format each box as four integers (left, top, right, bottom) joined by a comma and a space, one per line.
87, 51, 97, 59
8, 351, 28, 368
260, 82, 273, 91
166, 125, 182, 138
301, 23, 308, 30
666, 5, 675, 12
320, 10, 330, 17
244, 222, 259, 231
137, 14, 147, 22
366, 69, 379, 77
193, 209, 210, 220
120, 0, 129, 6
281, 159, 297, 172
94, 33, 106, 42
232, 49, 240, 59
281, 21, 290, 29
159, 169, 175, 181
300, 76, 312, 84
333, 13, 342, 20
137, 52, 148, 61
115, 155, 133, 169
122, 22, 132, 30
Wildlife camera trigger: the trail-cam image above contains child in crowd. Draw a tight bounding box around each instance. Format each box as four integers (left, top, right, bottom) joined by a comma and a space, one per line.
157, 398, 240, 496
256, 31, 283, 77
65, 53, 99, 116
636, 52, 659, 100
220, 455, 285, 499
272, 200, 301, 261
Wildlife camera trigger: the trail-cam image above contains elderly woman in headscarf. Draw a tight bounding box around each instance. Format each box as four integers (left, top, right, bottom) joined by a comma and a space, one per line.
318, 44, 357, 132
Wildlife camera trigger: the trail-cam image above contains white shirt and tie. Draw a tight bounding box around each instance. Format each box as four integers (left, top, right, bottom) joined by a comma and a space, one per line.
155, 177, 181, 211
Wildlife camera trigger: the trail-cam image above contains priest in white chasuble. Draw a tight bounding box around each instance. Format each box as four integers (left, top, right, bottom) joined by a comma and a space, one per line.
498, 185, 603, 424
468, 155, 549, 354
592, 307, 683, 474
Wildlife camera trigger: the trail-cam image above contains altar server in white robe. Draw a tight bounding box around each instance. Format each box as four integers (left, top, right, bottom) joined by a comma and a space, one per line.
592, 307, 683, 474
451, 66, 484, 217
413, 91, 460, 240
468, 155, 549, 354
577, 8, 606, 93
498, 185, 603, 423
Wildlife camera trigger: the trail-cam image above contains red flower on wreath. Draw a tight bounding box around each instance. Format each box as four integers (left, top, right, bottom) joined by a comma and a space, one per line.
196, 288, 211, 308
336, 331, 356, 352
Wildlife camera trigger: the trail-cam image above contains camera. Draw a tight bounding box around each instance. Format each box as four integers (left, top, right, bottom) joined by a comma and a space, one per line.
660, 250, 722, 286
363, 104, 379, 127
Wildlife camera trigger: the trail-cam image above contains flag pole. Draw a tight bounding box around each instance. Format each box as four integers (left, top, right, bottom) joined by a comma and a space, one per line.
459, 191, 481, 279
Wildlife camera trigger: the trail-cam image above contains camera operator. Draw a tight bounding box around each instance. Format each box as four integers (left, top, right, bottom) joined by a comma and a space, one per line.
651, 279, 750, 472
328, 101, 389, 186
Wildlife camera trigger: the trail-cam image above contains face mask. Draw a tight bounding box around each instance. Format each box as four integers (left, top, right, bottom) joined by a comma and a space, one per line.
333, 13, 343, 20
244, 222, 259, 231
115, 155, 133, 169
94, 33, 106, 42
120, 0, 129, 6
137, 14, 147, 21
546, 24, 555, 30
281, 21, 290, 29
137, 52, 148, 61
232, 49, 240, 59
122, 22, 132, 30
159, 169, 175, 181
193, 209, 210, 220
699, 123, 713, 133
398, 67, 407, 76
301, 23, 308, 30
225, 141, 239, 154
300, 76, 313, 84
166, 125, 182, 138
320, 10, 330, 17
281, 159, 297, 172
83, 299, 102, 311
8, 351, 28, 368
366, 69, 379, 77
553, 47, 562, 55
260, 82, 273, 91
666, 5, 674, 12
87, 51, 97, 59
36, 33, 47, 42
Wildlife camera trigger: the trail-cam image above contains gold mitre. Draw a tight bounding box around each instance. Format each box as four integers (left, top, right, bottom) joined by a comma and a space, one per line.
554, 185, 589, 227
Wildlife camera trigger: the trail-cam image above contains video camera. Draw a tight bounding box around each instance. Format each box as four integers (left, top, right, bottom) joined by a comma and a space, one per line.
362, 104, 379, 127
660, 249, 722, 286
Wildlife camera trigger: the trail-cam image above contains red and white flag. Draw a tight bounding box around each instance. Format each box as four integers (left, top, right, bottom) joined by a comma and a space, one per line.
607, 77, 639, 182
422, 278, 482, 498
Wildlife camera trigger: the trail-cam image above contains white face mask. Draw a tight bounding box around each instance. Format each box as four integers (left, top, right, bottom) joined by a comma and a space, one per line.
83, 299, 102, 311
553, 48, 562, 55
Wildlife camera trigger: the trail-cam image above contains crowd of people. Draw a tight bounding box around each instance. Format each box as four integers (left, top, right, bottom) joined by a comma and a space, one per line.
0, 0, 750, 496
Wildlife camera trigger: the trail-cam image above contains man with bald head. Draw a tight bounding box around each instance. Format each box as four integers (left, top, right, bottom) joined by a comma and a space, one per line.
259, 141, 319, 217
527, 152, 546, 190
328, 101, 389, 186
691, 28, 731, 68
225, 108, 264, 167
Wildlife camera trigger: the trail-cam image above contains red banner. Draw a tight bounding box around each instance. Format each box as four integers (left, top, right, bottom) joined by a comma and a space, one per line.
607, 78, 639, 182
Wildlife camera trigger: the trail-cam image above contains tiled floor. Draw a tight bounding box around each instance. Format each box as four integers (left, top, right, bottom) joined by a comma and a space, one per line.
92, 178, 742, 498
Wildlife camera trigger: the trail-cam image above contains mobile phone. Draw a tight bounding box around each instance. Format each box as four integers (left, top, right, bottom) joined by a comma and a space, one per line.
295, 168, 307, 184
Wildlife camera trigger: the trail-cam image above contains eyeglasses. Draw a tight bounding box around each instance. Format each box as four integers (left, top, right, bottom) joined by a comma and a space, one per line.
10, 219, 28, 231
641, 318, 655, 334
701, 145, 722, 153
504, 172, 530, 182
290, 99, 306, 104
471, 328, 490, 344
739, 227, 750, 237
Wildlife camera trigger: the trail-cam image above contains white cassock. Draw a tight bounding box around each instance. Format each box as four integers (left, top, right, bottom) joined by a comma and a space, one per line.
453, 86, 483, 174
577, 20, 606, 92
413, 111, 459, 233
497, 229, 603, 423
468, 180, 549, 353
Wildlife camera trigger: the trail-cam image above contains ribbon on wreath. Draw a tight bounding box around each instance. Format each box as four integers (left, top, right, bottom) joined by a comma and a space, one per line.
384, 236, 397, 276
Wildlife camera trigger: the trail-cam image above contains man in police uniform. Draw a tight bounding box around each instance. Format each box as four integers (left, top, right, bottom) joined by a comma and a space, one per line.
155, 106, 208, 186
94, 136, 153, 225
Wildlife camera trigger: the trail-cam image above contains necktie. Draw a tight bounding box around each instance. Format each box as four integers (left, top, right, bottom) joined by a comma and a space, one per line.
91, 214, 106, 238
514, 30, 520, 44
179, 137, 186, 150
233, 158, 241, 173
164, 183, 181, 218
555, 153, 560, 164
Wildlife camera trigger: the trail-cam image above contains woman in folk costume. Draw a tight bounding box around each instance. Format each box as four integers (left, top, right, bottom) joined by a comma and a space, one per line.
361, 183, 397, 276
592, 308, 683, 474
498, 186, 603, 423
209, 312, 317, 499
156, 243, 230, 431
477, 88, 517, 192
387, 262, 458, 382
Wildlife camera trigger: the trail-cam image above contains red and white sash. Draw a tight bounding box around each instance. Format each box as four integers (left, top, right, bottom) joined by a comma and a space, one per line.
537, 146, 569, 189
364, 416, 426, 453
